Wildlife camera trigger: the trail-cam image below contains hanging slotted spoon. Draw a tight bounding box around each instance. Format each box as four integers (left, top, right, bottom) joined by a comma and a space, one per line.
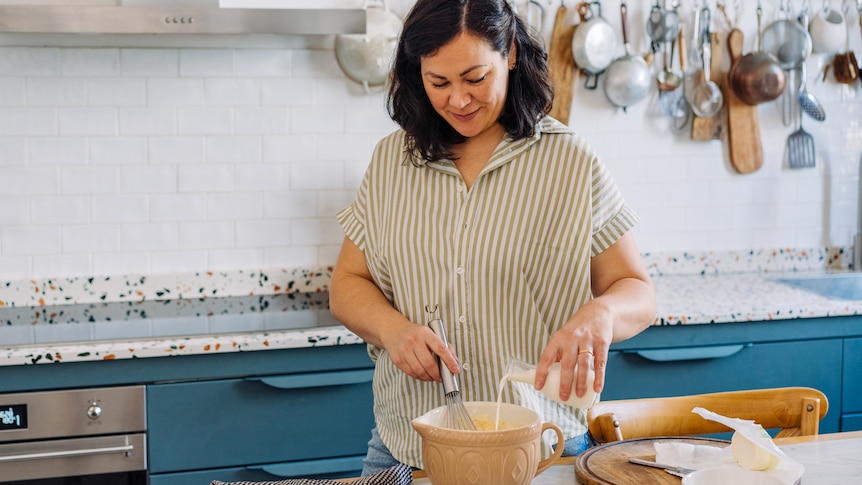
798, 61, 825, 122
787, 63, 816, 169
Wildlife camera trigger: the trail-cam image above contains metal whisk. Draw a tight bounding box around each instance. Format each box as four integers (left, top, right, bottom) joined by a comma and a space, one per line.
425, 305, 476, 430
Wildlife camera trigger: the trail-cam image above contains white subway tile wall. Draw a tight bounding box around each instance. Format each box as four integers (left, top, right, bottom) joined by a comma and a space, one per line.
0, 0, 859, 287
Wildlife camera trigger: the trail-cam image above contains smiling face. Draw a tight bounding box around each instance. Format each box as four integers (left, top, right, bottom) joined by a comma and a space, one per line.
420, 32, 515, 142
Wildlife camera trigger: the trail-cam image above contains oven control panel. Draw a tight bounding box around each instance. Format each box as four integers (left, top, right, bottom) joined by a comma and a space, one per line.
0, 385, 145, 442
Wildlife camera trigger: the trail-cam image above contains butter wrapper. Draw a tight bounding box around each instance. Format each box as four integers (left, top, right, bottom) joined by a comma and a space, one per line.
691, 406, 804, 484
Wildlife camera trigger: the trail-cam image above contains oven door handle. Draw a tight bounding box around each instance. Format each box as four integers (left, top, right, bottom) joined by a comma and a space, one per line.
0, 441, 134, 463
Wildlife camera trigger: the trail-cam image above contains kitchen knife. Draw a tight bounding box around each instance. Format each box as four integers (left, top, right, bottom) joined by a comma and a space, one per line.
629, 457, 697, 477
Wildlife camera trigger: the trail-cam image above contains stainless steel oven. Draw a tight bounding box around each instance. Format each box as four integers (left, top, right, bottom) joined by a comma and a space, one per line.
0, 386, 147, 484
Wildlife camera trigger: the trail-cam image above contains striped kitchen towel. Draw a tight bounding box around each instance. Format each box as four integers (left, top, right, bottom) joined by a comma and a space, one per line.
210, 463, 412, 485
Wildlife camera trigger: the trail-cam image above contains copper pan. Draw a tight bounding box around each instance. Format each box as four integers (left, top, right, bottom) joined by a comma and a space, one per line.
728, 4, 786, 105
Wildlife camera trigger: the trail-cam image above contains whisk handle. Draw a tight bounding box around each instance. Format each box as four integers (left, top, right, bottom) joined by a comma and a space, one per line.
427, 317, 460, 395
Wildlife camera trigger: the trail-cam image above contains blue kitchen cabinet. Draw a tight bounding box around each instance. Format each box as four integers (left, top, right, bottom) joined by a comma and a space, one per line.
145, 347, 376, 485
842, 337, 862, 431
147, 369, 375, 483
603, 340, 842, 433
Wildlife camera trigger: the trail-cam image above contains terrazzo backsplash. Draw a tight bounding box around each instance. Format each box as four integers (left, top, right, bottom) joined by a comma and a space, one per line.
0, 266, 330, 307
642, 246, 852, 276
0, 246, 854, 347
0, 267, 336, 346
0, 246, 852, 309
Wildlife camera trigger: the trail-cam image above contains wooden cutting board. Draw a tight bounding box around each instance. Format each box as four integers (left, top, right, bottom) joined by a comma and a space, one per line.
725, 29, 764, 174
690, 32, 724, 141
547, 5, 577, 125
575, 437, 729, 485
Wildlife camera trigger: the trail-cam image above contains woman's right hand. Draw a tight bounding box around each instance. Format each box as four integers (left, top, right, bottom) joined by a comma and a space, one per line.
383, 322, 462, 383
330, 237, 463, 383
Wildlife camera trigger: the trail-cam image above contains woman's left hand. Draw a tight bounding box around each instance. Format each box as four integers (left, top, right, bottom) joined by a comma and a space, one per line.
534, 232, 656, 403
535, 301, 613, 402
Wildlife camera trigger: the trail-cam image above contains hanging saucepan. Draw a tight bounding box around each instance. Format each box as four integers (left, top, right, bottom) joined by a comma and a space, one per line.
335, 0, 403, 94
728, 3, 786, 105
603, 2, 651, 111
571, 1, 618, 90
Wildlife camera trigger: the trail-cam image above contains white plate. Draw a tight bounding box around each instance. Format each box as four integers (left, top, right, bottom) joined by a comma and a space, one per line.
682, 467, 784, 485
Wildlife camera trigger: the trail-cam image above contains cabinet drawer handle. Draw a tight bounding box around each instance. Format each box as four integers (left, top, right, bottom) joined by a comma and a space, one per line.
246, 368, 373, 389
626, 344, 751, 362
248, 455, 365, 477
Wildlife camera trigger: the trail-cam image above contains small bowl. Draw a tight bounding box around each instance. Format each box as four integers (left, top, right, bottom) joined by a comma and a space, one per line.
682, 467, 784, 485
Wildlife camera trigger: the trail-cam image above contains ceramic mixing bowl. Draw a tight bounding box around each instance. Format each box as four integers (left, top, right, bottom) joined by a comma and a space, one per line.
411, 401, 564, 485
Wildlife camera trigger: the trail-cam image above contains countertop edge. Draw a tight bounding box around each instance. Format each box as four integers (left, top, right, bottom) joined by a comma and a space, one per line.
1, 325, 365, 366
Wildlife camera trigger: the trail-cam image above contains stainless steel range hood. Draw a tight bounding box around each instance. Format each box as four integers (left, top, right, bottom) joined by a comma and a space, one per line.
0, 0, 366, 36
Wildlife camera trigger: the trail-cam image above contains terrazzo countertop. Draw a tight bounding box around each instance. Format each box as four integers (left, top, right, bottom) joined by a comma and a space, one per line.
653, 271, 862, 325
2, 247, 860, 367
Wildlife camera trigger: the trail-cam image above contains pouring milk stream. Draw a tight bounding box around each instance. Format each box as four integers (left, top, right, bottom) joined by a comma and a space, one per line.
494, 360, 598, 429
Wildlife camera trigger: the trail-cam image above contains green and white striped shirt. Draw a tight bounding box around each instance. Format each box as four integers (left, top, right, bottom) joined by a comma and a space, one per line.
337, 116, 637, 468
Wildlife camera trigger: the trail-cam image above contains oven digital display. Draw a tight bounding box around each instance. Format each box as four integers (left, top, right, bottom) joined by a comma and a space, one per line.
0, 404, 27, 431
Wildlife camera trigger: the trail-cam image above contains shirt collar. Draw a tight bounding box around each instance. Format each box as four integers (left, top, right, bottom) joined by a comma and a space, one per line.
424, 116, 573, 175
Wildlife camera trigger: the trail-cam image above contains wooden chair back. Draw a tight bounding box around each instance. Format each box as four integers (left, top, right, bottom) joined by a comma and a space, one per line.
587, 387, 828, 444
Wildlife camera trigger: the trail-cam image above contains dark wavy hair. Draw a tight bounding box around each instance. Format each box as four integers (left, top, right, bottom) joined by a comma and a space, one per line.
387, 0, 553, 165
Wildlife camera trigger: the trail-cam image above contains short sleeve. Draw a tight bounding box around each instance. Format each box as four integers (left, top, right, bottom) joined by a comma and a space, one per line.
336, 161, 371, 252
336, 201, 365, 252
590, 154, 638, 257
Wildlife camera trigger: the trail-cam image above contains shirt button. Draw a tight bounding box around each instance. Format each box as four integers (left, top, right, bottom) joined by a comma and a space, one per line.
462, 362, 471, 371
456, 267, 464, 275
458, 315, 466, 323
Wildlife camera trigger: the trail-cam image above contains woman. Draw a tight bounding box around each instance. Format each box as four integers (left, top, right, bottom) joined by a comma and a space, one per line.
330, 0, 656, 475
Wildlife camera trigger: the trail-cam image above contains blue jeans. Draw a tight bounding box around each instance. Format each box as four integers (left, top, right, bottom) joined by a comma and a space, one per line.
360, 426, 595, 476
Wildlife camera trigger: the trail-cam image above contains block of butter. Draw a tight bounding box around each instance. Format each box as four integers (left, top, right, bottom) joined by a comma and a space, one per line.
731, 426, 781, 470
692, 407, 785, 470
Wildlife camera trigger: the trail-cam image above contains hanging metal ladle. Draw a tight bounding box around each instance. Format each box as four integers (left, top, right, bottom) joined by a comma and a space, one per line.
670, 25, 692, 133
690, 5, 724, 118
657, 36, 682, 91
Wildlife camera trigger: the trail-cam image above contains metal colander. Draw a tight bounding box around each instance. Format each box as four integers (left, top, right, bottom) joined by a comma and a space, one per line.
335, 1, 402, 93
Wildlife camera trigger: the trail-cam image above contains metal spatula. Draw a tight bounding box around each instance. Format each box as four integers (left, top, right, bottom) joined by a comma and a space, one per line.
787, 64, 815, 169
787, 119, 815, 169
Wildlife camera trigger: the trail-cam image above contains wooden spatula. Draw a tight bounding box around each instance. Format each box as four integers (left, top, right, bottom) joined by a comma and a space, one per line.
725, 29, 763, 174
548, 5, 577, 125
